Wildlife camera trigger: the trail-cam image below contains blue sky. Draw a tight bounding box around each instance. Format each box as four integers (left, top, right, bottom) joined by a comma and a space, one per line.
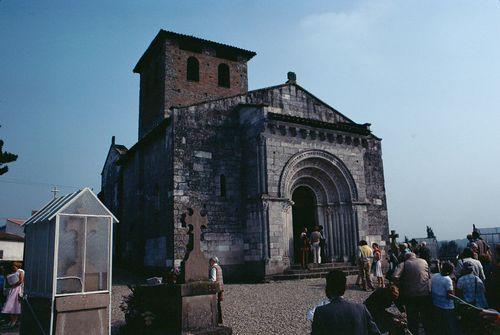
1, 0, 499, 240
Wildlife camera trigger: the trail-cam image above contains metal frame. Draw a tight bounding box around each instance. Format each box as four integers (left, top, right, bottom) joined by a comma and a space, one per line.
50, 214, 60, 335
54, 214, 112, 296
23, 188, 117, 335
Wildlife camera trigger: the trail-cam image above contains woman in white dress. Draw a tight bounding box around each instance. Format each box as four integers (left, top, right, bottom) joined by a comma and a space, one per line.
371, 243, 384, 288
1, 262, 24, 328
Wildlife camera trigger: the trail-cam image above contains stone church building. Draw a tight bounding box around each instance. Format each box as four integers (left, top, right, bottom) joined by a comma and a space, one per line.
101, 30, 389, 280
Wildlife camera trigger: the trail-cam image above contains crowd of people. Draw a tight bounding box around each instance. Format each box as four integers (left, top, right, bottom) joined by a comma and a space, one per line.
308, 230, 500, 334
0, 261, 24, 330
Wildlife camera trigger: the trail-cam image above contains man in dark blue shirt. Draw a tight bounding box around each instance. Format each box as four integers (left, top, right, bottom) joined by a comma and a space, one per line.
312, 270, 381, 335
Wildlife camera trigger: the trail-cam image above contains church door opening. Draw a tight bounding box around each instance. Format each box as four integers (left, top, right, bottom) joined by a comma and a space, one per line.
291, 186, 317, 264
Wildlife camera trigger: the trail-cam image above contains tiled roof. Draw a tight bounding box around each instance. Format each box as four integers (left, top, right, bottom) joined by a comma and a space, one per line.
6, 218, 25, 226
0, 232, 24, 242
134, 30, 256, 73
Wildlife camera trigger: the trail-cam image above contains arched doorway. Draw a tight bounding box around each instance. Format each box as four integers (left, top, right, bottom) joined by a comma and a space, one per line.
291, 186, 317, 263
280, 150, 360, 263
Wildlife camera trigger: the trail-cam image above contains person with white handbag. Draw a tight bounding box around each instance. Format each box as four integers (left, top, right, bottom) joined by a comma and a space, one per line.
1, 262, 24, 329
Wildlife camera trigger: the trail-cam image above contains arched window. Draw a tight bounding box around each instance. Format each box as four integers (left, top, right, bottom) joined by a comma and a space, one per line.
218, 63, 230, 88
187, 57, 199, 82
220, 174, 226, 197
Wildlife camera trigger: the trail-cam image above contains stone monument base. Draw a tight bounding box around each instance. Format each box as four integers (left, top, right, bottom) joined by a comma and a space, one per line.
123, 281, 231, 334
182, 325, 232, 335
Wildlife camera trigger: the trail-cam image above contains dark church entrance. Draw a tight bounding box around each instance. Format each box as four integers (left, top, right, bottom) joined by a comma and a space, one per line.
291, 186, 317, 264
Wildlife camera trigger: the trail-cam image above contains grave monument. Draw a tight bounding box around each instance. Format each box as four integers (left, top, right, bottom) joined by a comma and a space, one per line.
122, 208, 231, 335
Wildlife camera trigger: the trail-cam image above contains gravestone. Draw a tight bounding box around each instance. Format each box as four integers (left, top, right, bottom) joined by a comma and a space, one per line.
124, 208, 231, 335
183, 208, 209, 282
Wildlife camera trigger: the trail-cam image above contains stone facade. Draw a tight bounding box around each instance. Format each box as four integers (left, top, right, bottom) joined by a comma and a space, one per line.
100, 30, 390, 280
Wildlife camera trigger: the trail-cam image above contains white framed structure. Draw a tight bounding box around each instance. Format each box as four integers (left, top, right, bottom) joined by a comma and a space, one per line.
21, 188, 117, 335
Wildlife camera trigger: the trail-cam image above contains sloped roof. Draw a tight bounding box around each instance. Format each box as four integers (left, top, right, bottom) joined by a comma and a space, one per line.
101, 143, 128, 175
23, 188, 118, 225
0, 232, 24, 242
6, 218, 26, 226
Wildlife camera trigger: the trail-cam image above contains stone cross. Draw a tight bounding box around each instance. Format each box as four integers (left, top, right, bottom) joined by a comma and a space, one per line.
389, 230, 399, 249
183, 208, 209, 282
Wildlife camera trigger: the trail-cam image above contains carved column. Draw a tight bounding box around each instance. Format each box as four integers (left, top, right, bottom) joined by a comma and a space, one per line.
339, 208, 346, 260
333, 207, 340, 260
281, 199, 294, 265
261, 199, 270, 261
326, 206, 335, 262
351, 205, 360, 257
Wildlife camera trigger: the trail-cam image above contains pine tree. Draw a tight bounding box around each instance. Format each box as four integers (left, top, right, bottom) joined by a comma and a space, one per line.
0, 125, 18, 175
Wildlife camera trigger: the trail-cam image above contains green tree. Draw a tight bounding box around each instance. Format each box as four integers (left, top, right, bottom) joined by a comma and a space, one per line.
0, 126, 18, 175
439, 240, 460, 260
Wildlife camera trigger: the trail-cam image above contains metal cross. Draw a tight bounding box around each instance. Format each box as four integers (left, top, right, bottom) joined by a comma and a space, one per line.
51, 186, 59, 199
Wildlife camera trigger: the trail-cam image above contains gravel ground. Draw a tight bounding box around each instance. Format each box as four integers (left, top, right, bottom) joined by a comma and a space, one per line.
111, 275, 371, 335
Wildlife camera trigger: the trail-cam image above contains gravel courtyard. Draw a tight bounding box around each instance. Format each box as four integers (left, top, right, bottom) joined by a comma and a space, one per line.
111, 275, 370, 335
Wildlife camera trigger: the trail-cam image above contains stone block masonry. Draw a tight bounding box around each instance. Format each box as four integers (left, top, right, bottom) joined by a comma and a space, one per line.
100, 30, 389, 281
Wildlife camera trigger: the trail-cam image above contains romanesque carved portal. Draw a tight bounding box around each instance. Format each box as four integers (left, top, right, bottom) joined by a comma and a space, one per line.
280, 150, 359, 263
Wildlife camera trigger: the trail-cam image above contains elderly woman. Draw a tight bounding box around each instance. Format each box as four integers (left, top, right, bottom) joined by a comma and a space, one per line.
1, 262, 24, 328
209, 257, 224, 325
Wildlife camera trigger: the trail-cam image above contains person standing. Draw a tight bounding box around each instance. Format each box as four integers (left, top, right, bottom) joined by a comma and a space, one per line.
418, 241, 431, 264
1, 262, 24, 329
300, 227, 310, 269
364, 285, 405, 334
385, 246, 399, 282
472, 231, 492, 280
455, 248, 485, 281
358, 240, 374, 291
392, 252, 432, 335
457, 261, 488, 334
0, 266, 5, 306
311, 270, 381, 335
397, 244, 410, 263
209, 257, 224, 325
431, 262, 460, 335
371, 243, 384, 288
310, 226, 322, 264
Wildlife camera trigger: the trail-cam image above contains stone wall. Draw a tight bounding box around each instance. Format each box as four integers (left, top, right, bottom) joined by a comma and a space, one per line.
172, 103, 247, 277
111, 123, 175, 268
104, 80, 389, 279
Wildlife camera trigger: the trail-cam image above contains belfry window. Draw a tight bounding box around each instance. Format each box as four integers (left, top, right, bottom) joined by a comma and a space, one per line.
218, 63, 230, 88
187, 57, 199, 82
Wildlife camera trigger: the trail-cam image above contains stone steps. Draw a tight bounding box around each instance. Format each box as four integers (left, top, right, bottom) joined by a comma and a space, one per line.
266, 263, 359, 281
